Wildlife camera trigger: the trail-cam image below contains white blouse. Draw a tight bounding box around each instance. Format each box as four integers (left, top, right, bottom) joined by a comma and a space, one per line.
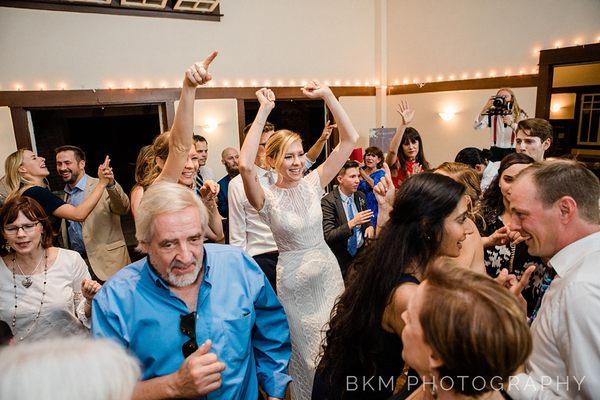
0, 248, 91, 342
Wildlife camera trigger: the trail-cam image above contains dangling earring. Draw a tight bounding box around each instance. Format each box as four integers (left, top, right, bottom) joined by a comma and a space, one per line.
429, 377, 438, 399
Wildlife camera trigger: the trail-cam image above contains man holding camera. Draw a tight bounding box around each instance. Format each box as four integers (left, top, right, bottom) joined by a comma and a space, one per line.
474, 88, 528, 162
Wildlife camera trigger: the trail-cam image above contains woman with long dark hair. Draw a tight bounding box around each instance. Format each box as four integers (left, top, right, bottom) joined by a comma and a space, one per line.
313, 172, 471, 399
386, 101, 430, 187
480, 152, 552, 318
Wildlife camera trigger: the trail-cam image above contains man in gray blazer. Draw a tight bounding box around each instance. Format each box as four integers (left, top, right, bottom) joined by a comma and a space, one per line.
321, 160, 374, 278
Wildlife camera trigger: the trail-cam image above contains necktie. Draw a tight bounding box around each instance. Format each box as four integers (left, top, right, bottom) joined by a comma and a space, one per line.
347, 198, 358, 256
195, 173, 204, 196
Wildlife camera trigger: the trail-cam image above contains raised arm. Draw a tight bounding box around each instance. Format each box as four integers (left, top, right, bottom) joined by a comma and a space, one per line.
385, 100, 414, 166
53, 158, 113, 222
155, 52, 218, 185
305, 120, 336, 163
302, 81, 359, 187
238, 88, 275, 211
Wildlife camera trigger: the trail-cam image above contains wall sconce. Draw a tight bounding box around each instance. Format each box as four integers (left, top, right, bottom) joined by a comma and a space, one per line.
551, 104, 562, 113
438, 112, 456, 121
199, 118, 218, 133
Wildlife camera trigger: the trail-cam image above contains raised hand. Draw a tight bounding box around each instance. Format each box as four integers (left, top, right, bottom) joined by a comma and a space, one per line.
81, 278, 102, 301
496, 265, 535, 315
396, 100, 415, 126
374, 163, 395, 208
301, 80, 334, 100
184, 51, 218, 88
172, 340, 226, 397
200, 180, 220, 204
256, 88, 276, 112
98, 155, 114, 187
502, 114, 515, 126
320, 120, 337, 141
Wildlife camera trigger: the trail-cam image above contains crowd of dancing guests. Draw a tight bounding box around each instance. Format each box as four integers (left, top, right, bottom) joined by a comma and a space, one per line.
0, 54, 598, 400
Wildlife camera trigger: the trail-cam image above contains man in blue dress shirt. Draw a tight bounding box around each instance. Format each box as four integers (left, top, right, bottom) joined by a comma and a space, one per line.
92, 182, 291, 399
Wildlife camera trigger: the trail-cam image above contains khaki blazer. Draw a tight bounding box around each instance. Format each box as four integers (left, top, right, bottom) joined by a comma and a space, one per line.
61, 176, 131, 281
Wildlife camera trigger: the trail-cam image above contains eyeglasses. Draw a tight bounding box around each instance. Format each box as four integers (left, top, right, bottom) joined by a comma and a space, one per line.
3, 222, 39, 235
180, 312, 198, 358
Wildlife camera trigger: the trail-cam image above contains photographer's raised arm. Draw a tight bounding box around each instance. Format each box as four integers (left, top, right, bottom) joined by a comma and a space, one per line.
304, 82, 359, 188
155, 52, 218, 185
385, 100, 414, 167
239, 88, 275, 211
474, 97, 494, 129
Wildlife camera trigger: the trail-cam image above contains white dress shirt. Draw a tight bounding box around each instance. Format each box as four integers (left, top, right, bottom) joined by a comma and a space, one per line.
480, 161, 500, 193
228, 165, 278, 256
507, 230, 600, 399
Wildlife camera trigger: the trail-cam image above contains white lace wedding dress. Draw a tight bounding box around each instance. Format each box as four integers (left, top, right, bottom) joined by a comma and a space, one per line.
258, 170, 345, 400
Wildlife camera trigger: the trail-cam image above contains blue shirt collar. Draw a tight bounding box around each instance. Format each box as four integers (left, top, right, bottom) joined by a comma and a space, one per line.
338, 189, 354, 204
64, 173, 88, 194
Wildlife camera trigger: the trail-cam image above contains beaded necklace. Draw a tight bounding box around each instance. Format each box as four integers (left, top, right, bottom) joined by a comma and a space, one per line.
11, 250, 48, 342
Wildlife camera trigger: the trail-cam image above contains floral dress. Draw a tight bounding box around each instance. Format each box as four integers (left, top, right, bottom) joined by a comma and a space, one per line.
482, 214, 555, 319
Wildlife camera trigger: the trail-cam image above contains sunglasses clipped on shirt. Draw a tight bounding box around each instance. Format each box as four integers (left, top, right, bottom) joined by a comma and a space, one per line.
180, 311, 199, 358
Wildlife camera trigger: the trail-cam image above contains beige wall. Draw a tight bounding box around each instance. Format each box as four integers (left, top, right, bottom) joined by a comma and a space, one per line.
174, 98, 240, 179
339, 96, 377, 149
386, 0, 600, 82
387, 87, 538, 167
0, 1, 375, 90
1, 1, 598, 175
0, 107, 16, 176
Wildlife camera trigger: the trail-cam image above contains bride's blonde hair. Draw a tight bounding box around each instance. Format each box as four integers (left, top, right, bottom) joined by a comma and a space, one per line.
265, 129, 302, 169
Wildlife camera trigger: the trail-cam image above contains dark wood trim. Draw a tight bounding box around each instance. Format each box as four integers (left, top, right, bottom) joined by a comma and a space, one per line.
539, 43, 600, 67
535, 64, 553, 119
0, 86, 375, 108
387, 74, 538, 95
162, 101, 175, 132
236, 99, 246, 146
550, 85, 600, 94
10, 108, 32, 149
535, 43, 600, 118
0, 1, 222, 22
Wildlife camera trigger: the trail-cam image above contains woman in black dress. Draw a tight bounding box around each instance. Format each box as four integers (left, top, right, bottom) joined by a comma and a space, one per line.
313, 172, 472, 400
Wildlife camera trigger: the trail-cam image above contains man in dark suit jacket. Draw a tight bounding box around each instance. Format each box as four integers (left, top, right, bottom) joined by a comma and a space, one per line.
322, 160, 374, 278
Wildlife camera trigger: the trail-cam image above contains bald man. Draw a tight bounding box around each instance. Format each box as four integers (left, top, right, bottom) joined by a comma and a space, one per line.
217, 147, 240, 243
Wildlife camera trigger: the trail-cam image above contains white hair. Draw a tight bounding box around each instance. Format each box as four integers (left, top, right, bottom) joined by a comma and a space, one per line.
0, 337, 140, 400
135, 182, 209, 249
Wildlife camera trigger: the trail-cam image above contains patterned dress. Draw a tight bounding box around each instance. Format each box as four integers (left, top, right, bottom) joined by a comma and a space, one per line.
258, 170, 345, 399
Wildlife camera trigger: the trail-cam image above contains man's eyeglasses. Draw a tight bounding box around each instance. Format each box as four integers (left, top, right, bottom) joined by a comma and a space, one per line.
3, 222, 39, 235
180, 312, 198, 358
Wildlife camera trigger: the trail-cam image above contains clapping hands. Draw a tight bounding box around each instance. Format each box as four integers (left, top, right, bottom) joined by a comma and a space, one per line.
184, 51, 218, 88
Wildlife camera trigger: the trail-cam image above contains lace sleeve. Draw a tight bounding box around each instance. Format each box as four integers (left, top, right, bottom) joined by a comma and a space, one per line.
257, 187, 274, 225
305, 169, 324, 197
71, 252, 92, 329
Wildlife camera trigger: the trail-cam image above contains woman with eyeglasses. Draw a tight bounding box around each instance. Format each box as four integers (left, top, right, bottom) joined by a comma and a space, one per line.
0, 196, 101, 342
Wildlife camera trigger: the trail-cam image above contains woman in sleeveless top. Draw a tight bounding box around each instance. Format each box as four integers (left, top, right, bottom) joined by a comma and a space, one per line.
239, 84, 359, 399
313, 172, 471, 399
